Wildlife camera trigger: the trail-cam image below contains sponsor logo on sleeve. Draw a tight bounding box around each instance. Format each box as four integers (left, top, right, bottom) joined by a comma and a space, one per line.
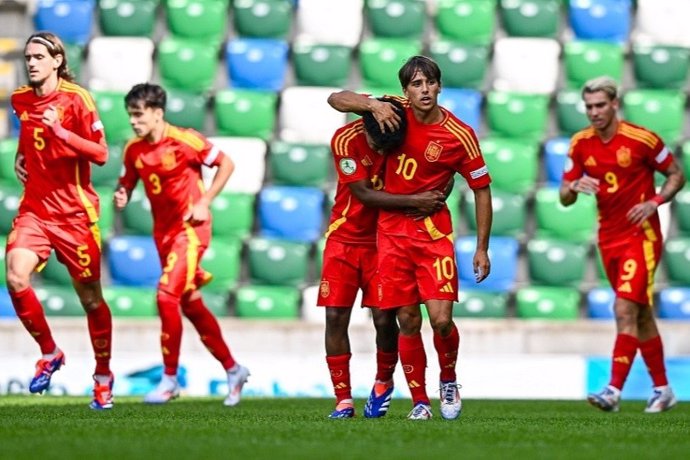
469, 165, 488, 179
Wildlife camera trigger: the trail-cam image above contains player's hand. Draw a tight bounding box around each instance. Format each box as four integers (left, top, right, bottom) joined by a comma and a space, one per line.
473, 250, 490, 284
626, 201, 658, 226
184, 201, 210, 226
15, 153, 27, 183
113, 186, 129, 210
370, 99, 401, 133
569, 176, 600, 195
405, 190, 445, 219
42, 105, 69, 140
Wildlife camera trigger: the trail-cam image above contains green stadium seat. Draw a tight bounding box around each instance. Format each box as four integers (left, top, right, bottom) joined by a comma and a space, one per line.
454, 289, 508, 318
158, 37, 219, 92
247, 237, 310, 286
464, 188, 526, 238
64, 43, 84, 82
95, 187, 115, 238
445, 182, 462, 230
0, 137, 18, 184
499, 0, 560, 38
0, 183, 21, 234
165, 0, 227, 45
121, 187, 154, 235
428, 41, 489, 90
527, 238, 588, 287
200, 237, 242, 290
673, 188, 690, 236
478, 137, 539, 194
682, 141, 690, 180
269, 141, 331, 186
516, 286, 580, 320
165, 89, 208, 131
235, 284, 300, 318
39, 252, 73, 286
200, 287, 230, 317
314, 237, 326, 278
435, 0, 496, 45
233, 0, 293, 39
214, 89, 278, 140
555, 89, 589, 136
92, 142, 124, 187
292, 42, 353, 87
663, 237, 690, 286
632, 45, 690, 89
534, 186, 597, 243
92, 90, 132, 145
103, 286, 157, 317
359, 37, 423, 88
38, 286, 84, 317
563, 40, 624, 90
366, 0, 426, 39
99, 0, 157, 37
622, 89, 686, 147
0, 236, 6, 286
210, 191, 256, 240
485, 91, 549, 142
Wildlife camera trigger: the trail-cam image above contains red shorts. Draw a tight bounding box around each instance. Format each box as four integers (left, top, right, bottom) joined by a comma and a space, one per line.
6, 213, 102, 282
317, 239, 381, 308
155, 224, 211, 297
376, 232, 458, 309
600, 235, 662, 306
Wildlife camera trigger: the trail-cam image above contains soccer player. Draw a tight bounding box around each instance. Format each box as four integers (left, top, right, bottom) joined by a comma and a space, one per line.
560, 76, 685, 413
328, 56, 493, 420
323, 97, 447, 419
114, 83, 249, 406
6, 31, 114, 409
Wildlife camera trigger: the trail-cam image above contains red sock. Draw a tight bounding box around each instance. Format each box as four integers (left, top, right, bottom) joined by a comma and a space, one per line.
157, 291, 183, 376
375, 349, 398, 383
639, 335, 668, 387
433, 322, 459, 382
86, 300, 112, 375
609, 333, 639, 390
398, 333, 429, 405
326, 353, 352, 403
182, 295, 235, 370
10, 287, 56, 354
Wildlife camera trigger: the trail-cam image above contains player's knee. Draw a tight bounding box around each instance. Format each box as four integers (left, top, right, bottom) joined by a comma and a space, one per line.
429, 314, 454, 335
5, 270, 31, 292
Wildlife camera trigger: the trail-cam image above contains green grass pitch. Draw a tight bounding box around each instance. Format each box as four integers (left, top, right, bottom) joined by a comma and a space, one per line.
0, 396, 688, 460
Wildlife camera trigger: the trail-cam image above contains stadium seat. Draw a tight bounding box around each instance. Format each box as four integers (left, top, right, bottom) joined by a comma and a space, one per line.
108, 235, 161, 287
165, 89, 208, 131
446, 182, 462, 230
247, 237, 310, 286
622, 89, 686, 147
456, 235, 519, 292
359, 37, 423, 89
95, 187, 114, 237
454, 289, 508, 318
555, 89, 589, 136
0, 184, 21, 235
438, 88, 482, 134
542, 136, 570, 187
632, 45, 690, 90
91, 142, 123, 187
64, 43, 83, 81
200, 237, 243, 290
0, 236, 6, 286
39, 252, 73, 286
158, 37, 219, 93
269, 141, 331, 187
587, 287, 615, 320
258, 185, 324, 242
201, 287, 231, 318
658, 287, 690, 321
0, 108, 7, 140
210, 191, 256, 240
673, 189, 690, 236
233, 0, 293, 39
478, 136, 539, 194
87, 37, 154, 92
492, 37, 560, 95
214, 89, 277, 140
435, 0, 496, 45
34, 0, 95, 45
0, 59, 17, 101
464, 188, 526, 238
313, 237, 326, 277
663, 237, 690, 286
235, 284, 301, 318
682, 142, 690, 181
0, 290, 14, 318
365, 0, 426, 39
37, 286, 84, 317
499, 0, 560, 38
516, 286, 580, 320
165, 0, 227, 45
292, 41, 352, 87
633, 0, 690, 48
205, 136, 267, 194
92, 90, 132, 145
563, 40, 624, 90
485, 91, 549, 142
279, 86, 347, 145
428, 41, 489, 90
225, 38, 289, 91
98, 0, 157, 37
0, 137, 18, 184
103, 286, 157, 317
121, 187, 154, 235
534, 186, 597, 243
295, 0, 364, 47
527, 238, 588, 287
568, 0, 632, 44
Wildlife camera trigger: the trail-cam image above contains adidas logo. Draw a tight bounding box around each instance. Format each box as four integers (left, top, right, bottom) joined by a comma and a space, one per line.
408, 380, 421, 389
585, 156, 597, 166
20, 111, 29, 121
440, 283, 454, 293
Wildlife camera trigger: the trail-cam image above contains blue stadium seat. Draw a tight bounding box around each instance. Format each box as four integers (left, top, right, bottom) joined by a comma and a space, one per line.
258, 185, 325, 242
108, 235, 161, 287
438, 88, 482, 134
455, 235, 519, 292
0, 289, 15, 318
34, 0, 95, 45
587, 287, 615, 320
543, 137, 570, 187
568, 0, 632, 44
658, 288, 690, 320
225, 38, 289, 91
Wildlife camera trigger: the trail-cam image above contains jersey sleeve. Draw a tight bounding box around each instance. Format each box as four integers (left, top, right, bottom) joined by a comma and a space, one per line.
455, 126, 491, 189
72, 90, 106, 144
646, 133, 674, 173
118, 143, 140, 190
330, 124, 370, 185
562, 138, 585, 182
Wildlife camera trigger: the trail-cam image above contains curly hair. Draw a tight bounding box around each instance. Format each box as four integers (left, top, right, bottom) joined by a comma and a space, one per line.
362, 97, 407, 153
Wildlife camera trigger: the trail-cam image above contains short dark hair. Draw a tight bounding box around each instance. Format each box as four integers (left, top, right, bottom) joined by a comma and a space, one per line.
362, 97, 407, 152
398, 55, 442, 89
125, 83, 167, 110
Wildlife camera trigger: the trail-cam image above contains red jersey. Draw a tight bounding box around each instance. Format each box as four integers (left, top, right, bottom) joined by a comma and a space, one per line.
563, 121, 673, 247
325, 119, 385, 244
118, 124, 224, 238
11, 79, 105, 223
378, 100, 491, 240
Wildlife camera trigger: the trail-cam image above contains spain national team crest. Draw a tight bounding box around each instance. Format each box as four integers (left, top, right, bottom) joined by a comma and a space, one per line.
424, 141, 443, 162
320, 280, 330, 298
55, 105, 65, 122
616, 146, 632, 167
162, 149, 177, 170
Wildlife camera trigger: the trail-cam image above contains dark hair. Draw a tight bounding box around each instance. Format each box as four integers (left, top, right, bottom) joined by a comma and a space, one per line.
362, 97, 407, 152
26, 31, 74, 82
398, 55, 442, 89
125, 83, 167, 110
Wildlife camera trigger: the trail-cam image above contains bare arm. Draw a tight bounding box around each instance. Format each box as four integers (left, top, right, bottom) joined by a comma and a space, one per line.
627, 159, 686, 226
559, 176, 600, 207
348, 180, 445, 214
473, 185, 492, 283
327, 90, 401, 132
113, 185, 132, 210
184, 153, 235, 225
